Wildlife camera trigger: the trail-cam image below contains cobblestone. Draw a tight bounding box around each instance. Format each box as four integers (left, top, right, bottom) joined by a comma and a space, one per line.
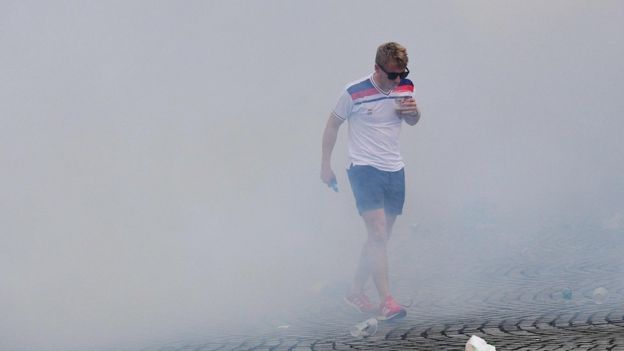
143, 226, 624, 350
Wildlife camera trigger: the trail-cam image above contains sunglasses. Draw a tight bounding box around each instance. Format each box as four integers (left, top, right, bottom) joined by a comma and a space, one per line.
377, 63, 409, 80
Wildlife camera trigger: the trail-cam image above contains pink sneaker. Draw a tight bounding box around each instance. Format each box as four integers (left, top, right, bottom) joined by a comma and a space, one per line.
378, 296, 407, 320
345, 293, 377, 313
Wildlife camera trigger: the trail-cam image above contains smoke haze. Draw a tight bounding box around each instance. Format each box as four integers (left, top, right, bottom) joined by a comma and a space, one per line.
1, 1, 623, 350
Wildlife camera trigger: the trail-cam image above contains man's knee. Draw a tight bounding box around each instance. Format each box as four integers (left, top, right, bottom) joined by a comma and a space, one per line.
362, 209, 388, 242
367, 218, 388, 243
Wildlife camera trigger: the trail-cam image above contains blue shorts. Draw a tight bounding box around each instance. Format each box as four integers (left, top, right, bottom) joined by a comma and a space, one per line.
346, 164, 405, 215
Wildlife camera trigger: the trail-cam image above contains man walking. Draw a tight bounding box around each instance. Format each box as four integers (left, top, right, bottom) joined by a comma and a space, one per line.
320, 42, 420, 320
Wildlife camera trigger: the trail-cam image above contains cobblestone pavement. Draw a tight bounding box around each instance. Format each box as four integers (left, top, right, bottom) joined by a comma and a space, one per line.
144, 223, 624, 350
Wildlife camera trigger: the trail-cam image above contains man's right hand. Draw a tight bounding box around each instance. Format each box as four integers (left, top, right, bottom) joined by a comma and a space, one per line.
320, 166, 337, 190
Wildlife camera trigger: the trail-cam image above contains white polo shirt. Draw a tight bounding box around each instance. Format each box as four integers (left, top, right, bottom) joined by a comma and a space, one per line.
332, 74, 415, 172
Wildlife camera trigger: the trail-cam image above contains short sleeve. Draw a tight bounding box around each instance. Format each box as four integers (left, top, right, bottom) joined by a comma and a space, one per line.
332, 90, 353, 121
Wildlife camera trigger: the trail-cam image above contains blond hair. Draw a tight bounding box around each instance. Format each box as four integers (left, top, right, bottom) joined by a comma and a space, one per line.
375, 42, 408, 68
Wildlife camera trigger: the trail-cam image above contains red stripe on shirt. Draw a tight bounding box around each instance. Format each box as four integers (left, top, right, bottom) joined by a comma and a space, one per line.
350, 88, 379, 100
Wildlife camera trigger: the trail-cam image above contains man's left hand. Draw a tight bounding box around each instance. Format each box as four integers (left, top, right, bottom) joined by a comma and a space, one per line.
396, 97, 420, 116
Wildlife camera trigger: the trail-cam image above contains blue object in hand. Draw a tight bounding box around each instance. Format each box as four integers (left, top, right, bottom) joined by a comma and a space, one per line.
329, 179, 339, 192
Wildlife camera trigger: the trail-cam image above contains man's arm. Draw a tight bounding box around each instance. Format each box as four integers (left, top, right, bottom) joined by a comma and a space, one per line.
397, 97, 421, 126
401, 109, 420, 126
320, 113, 345, 186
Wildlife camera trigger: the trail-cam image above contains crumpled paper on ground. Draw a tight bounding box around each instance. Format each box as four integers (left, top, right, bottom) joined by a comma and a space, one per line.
465, 335, 496, 351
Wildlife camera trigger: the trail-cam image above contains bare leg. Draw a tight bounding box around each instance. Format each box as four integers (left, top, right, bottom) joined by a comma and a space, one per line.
385, 213, 397, 240
350, 209, 397, 301
351, 244, 372, 295
351, 210, 397, 298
